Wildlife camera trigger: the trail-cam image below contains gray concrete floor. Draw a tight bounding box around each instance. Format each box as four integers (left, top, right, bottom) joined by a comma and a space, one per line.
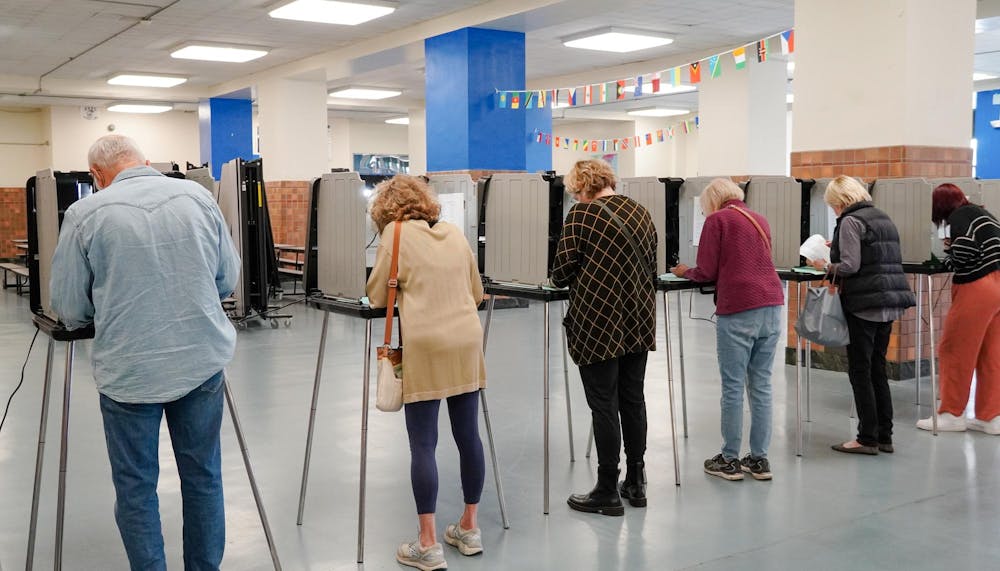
1, 288, 998, 570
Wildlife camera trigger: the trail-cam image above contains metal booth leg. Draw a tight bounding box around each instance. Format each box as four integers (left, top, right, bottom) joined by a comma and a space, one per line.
806, 340, 813, 422
542, 302, 551, 515
585, 424, 593, 459
663, 292, 681, 486
25, 337, 56, 571
224, 380, 282, 570
675, 291, 688, 438
915, 276, 923, 406
479, 296, 510, 529
927, 276, 939, 436
357, 320, 373, 563
53, 341, 76, 571
297, 310, 330, 524
795, 284, 804, 457
559, 301, 575, 462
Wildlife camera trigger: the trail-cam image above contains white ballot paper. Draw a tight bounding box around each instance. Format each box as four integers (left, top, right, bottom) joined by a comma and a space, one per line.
800, 234, 830, 263
438, 192, 466, 232
692, 195, 706, 247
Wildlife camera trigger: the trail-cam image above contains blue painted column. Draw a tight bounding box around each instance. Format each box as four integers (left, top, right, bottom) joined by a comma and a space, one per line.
974, 90, 1000, 179
198, 97, 254, 179
425, 28, 552, 173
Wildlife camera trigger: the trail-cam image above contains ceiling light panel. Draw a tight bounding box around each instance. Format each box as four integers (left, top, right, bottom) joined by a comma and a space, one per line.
107, 103, 173, 114
385, 117, 409, 125
626, 108, 688, 117
328, 86, 402, 99
108, 74, 187, 88
973, 72, 997, 81
563, 28, 673, 53
269, 0, 396, 25
171, 44, 269, 63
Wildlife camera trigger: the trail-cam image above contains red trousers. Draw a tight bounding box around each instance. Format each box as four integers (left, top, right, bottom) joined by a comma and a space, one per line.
937, 271, 1000, 420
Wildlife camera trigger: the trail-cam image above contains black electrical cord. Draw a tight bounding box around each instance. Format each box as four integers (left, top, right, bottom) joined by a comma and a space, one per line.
0, 328, 40, 436
232, 294, 316, 325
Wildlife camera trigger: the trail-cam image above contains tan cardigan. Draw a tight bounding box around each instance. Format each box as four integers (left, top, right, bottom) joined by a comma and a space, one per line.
366, 220, 486, 403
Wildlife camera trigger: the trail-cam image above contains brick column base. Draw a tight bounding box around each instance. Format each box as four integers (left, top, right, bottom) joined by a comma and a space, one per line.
0, 187, 27, 260
264, 181, 312, 247
785, 145, 968, 379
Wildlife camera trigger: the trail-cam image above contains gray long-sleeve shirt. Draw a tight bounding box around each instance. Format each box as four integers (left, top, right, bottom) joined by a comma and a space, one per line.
830, 216, 906, 323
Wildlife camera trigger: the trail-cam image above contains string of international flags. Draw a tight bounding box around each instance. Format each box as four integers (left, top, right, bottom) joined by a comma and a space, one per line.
497, 29, 794, 110
535, 117, 700, 152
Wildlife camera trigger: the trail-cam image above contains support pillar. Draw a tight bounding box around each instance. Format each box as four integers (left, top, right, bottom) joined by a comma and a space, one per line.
425, 27, 551, 176
788, 0, 976, 378
199, 97, 254, 180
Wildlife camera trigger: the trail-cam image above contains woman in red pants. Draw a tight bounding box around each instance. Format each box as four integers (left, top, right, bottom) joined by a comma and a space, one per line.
917, 183, 1000, 434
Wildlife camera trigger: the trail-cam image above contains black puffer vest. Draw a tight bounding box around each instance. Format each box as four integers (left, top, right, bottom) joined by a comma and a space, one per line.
830, 201, 916, 314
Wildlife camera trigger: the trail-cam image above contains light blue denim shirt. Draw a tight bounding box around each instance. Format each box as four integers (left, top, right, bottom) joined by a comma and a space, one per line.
50, 166, 240, 403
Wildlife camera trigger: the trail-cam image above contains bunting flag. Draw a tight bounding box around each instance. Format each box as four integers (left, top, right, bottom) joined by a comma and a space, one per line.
651, 72, 661, 94
645, 132, 653, 146
781, 29, 795, 54
602, 140, 608, 152
524, 91, 534, 109
709, 55, 721, 78
689, 62, 702, 84
733, 46, 747, 70
538, 90, 547, 107
498, 92, 508, 108
545, 134, 551, 145
635, 75, 643, 97
613, 139, 619, 152
599, 83, 607, 103
616, 80, 626, 100
573, 139, 579, 151
606, 81, 616, 101
511, 93, 520, 109
536, 131, 544, 143
582, 139, 589, 150
569, 88, 577, 106
657, 129, 664, 142
621, 138, 629, 150
757, 39, 767, 62
554, 137, 560, 148
671, 66, 682, 86
582, 85, 591, 105
554, 89, 562, 107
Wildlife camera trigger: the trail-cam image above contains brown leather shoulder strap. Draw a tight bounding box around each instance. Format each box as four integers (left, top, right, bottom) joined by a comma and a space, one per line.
383, 221, 401, 346
727, 205, 771, 251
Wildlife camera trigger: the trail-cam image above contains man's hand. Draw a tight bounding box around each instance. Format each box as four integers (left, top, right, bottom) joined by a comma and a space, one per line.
670, 264, 689, 278
806, 258, 827, 271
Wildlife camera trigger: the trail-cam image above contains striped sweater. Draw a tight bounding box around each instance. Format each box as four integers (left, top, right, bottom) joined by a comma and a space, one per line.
944, 204, 1000, 284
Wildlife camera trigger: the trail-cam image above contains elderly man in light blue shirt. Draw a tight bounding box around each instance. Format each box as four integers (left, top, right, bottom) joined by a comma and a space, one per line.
50, 134, 239, 571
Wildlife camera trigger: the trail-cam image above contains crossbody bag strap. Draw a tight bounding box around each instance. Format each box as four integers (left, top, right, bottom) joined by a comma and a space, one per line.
594, 199, 655, 283
383, 221, 402, 346
727, 205, 771, 251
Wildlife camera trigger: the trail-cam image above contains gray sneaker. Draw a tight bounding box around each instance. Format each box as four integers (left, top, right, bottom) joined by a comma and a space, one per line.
444, 523, 483, 556
396, 540, 447, 571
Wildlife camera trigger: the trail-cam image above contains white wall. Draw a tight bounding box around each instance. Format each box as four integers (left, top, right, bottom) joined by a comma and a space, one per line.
349, 120, 409, 155
47, 106, 199, 171
552, 120, 636, 178
258, 76, 329, 180
408, 108, 427, 175
0, 108, 49, 186
633, 114, 699, 177
328, 116, 352, 170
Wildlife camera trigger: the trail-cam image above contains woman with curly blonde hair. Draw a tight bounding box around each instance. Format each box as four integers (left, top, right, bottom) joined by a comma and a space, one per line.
366, 175, 487, 571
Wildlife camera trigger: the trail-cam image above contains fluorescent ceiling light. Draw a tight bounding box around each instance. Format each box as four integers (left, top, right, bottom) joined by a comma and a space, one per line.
563, 27, 673, 53
552, 102, 570, 109
107, 103, 173, 114
626, 107, 688, 117
653, 84, 696, 95
269, 0, 395, 25
108, 73, 187, 88
973, 72, 997, 81
328, 86, 402, 99
385, 117, 409, 125
171, 44, 268, 63
786, 93, 794, 104
787, 61, 795, 75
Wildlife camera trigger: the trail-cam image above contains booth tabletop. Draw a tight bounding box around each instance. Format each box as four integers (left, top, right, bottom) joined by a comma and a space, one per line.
32, 314, 95, 341
483, 281, 570, 302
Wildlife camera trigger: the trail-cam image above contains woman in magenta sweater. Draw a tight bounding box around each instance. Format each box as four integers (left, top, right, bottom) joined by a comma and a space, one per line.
671, 178, 784, 481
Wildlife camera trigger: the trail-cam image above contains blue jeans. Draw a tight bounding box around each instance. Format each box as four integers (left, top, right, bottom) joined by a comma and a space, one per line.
716, 306, 782, 460
99, 371, 226, 571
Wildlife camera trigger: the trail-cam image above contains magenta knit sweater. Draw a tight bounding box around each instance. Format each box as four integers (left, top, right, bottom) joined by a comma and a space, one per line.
683, 200, 785, 315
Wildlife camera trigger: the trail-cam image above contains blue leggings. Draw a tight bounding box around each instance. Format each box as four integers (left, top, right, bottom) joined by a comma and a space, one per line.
404, 390, 485, 515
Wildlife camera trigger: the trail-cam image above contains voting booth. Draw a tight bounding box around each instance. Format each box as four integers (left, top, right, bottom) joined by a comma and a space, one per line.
480, 172, 565, 285
674, 177, 719, 267
870, 177, 939, 264
308, 171, 370, 300
26, 169, 95, 320
428, 173, 479, 259
979, 179, 1000, 214
744, 176, 804, 269
619, 177, 685, 274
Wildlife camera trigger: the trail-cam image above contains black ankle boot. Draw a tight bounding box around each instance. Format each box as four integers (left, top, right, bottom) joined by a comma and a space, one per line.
567, 467, 624, 516
618, 461, 647, 507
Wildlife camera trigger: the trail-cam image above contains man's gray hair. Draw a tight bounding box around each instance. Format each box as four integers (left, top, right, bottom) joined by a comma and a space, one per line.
87, 135, 146, 169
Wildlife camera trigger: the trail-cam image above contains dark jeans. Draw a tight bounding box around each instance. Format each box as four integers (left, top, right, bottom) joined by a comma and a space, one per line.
99, 371, 225, 571
404, 390, 485, 515
845, 313, 894, 446
579, 351, 649, 472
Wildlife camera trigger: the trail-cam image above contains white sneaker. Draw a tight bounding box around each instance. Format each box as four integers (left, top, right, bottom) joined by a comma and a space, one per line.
396, 540, 447, 571
444, 522, 483, 556
916, 412, 967, 432
968, 415, 1000, 435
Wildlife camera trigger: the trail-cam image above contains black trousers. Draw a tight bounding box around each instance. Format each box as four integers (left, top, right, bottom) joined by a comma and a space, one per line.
578, 351, 649, 473
845, 313, 894, 446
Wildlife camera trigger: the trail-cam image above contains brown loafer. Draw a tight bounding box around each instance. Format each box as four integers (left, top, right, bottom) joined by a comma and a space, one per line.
831, 443, 878, 455
878, 443, 894, 453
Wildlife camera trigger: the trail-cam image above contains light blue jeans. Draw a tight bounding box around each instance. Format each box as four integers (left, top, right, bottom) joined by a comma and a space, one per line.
716, 305, 782, 460
99, 371, 226, 570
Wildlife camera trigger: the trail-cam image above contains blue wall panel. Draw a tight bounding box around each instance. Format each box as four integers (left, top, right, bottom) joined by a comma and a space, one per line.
975, 90, 1000, 180
198, 97, 253, 179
